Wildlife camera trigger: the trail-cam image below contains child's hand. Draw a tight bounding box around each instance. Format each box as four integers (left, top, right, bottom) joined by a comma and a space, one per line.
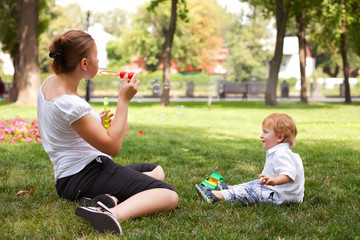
258, 174, 271, 185
258, 174, 292, 186
100, 110, 114, 128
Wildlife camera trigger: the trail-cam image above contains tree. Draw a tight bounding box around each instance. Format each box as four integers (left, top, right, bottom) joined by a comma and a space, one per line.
313, 0, 360, 104
290, 0, 320, 104
159, 0, 178, 106
243, 0, 292, 106
38, 2, 84, 72
290, 1, 309, 104
15, 0, 42, 105
0, 0, 48, 103
296, 8, 307, 103
147, 0, 188, 106
92, 8, 127, 37
339, 0, 350, 103
224, 6, 271, 82
0, 0, 20, 101
265, 0, 291, 106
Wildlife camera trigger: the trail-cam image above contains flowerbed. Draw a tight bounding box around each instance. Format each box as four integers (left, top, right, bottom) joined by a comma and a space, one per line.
0, 119, 41, 144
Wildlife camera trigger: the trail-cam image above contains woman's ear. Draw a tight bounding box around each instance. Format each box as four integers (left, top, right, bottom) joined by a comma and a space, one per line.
277, 133, 285, 143
80, 58, 87, 71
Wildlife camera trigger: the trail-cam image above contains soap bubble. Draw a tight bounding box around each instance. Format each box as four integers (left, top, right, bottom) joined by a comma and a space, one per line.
159, 112, 167, 122
134, 93, 143, 103
175, 105, 185, 116
148, 79, 156, 84
152, 82, 161, 94
163, 82, 170, 90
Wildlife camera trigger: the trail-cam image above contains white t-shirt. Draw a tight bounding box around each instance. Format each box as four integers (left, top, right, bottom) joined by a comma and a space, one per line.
37, 83, 111, 181
261, 143, 305, 204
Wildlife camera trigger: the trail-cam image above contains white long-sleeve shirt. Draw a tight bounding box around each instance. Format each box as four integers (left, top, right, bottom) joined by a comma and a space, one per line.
262, 143, 305, 204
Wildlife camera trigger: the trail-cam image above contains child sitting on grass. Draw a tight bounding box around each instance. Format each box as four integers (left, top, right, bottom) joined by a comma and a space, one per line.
196, 113, 304, 205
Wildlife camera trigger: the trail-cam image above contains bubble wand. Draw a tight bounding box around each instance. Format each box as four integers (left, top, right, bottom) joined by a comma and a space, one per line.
103, 97, 110, 130
99, 70, 143, 103
98, 70, 134, 82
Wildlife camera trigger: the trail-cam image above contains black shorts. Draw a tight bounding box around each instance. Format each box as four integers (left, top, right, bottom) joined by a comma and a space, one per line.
55, 156, 176, 203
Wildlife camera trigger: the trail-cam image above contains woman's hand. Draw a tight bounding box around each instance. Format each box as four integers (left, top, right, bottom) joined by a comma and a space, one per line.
72, 72, 140, 155
118, 72, 140, 103
100, 109, 114, 128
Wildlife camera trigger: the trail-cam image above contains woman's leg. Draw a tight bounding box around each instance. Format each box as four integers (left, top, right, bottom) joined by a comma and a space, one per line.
126, 163, 165, 181
142, 165, 165, 181
110, 188, 178, 221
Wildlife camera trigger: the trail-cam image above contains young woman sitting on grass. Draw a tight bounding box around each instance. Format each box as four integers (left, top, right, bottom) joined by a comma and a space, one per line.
37, 30, 179, 235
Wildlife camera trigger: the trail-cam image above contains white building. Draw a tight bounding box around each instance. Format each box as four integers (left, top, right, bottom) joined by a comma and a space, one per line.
0, 43, 14, 75
87, 23, 114, 70
278, 36, 316, 80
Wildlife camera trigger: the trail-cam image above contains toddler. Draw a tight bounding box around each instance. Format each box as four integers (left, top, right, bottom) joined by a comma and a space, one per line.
196, 113, 304, 205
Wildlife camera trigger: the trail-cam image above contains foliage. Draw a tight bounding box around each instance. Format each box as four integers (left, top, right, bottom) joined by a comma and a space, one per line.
347, 1, 360, 56
224, 7, 271, 82
106, 38, 134, 70
0, 101, 360, 238
134, 70, 210, 83
38, 2, 86, 72
175, 0, 226, 69
308, 0, 360, 76
0, 0, 19, 55
92, 8, 128, 37
106, 0, 228, 73
0, 0, 49, 56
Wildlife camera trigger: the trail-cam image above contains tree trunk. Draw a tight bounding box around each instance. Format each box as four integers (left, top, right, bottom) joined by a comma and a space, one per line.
265, 0, 291, 106
297, 9, 308, 103
160, 0, 177, 107
15, 0, 41, 106
340, 0, 351, 104
7, 1, 22, 102
8, 48, 20, 102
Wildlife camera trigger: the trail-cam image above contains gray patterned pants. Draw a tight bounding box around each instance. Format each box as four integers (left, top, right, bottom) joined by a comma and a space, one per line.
220, 179, 279, 205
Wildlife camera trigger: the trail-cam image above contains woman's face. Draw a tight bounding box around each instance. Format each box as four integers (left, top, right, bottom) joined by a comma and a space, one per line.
84, 44, 99, 79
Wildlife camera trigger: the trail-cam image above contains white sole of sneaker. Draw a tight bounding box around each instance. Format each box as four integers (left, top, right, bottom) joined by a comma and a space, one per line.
75, 206, 122, 235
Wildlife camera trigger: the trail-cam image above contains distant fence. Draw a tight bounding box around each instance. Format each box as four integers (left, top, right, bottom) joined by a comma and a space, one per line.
80, 80, 219, 99
79, 80, 276, 99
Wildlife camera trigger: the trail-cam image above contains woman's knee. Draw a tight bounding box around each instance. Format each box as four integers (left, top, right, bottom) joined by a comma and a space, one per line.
152, 165, 165, 181
167, 190, 179, 209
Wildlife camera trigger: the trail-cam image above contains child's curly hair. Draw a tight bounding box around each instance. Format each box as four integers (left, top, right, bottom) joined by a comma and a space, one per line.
262, 113, 297, 147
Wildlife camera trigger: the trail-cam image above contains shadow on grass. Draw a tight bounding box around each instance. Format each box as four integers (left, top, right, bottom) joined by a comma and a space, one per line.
0, 101, 12, 107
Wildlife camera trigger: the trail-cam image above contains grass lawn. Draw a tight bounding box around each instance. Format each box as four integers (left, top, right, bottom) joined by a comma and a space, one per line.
0, 100, 359, 239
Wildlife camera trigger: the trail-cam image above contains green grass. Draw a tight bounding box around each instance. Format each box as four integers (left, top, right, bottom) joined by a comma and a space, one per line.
1, 101, 360, 239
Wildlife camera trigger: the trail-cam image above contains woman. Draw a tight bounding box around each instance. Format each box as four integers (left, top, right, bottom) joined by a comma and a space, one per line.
37, 30, 178, 235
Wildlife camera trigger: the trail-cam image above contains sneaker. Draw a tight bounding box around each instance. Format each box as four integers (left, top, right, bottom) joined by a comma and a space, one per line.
195, 184, 218, 203
217, 181, 229, 191
75, 204, 122, 235
77, 194, 118, 208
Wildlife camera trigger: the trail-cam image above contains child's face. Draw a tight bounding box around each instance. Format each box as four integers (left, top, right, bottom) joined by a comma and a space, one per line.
260, 125, 281, 150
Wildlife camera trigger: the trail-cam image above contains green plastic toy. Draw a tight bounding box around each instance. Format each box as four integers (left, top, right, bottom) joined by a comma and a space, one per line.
103, 97, 110, 130
201, 173, 224, 190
